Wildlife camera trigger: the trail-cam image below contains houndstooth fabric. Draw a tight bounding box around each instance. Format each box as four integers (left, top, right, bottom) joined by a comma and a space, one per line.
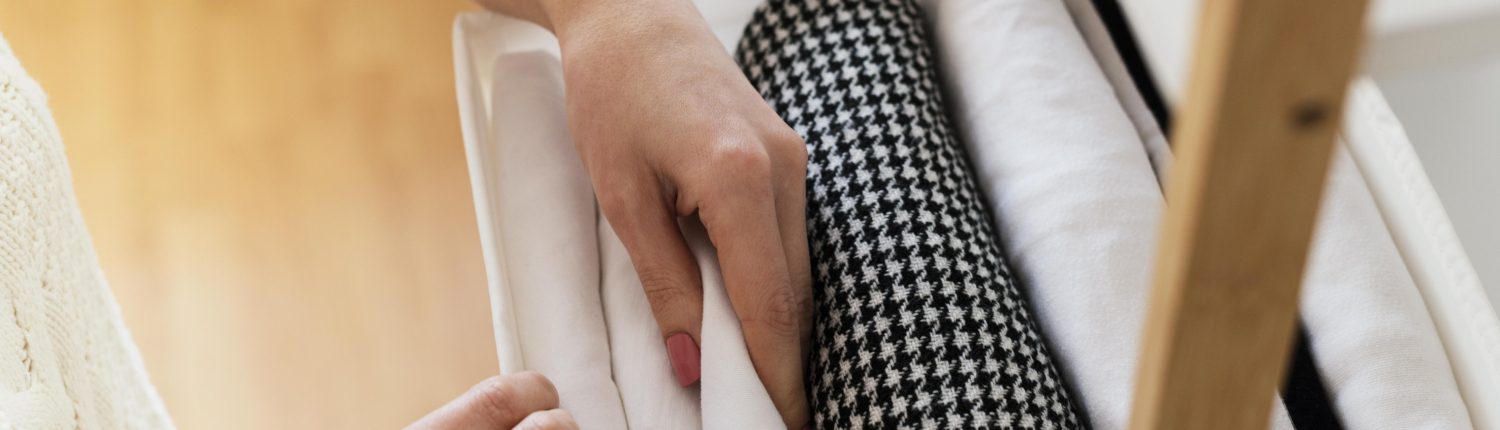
736, 1, 1085, 428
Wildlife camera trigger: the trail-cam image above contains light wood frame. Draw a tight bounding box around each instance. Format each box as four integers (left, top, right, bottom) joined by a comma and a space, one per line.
1127, 0, 1373, 428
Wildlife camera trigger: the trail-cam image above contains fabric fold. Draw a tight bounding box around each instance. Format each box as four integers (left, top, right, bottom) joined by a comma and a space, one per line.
490, 51, 628, 429
1297, 146, 1472, 430
599, 216, 702, 428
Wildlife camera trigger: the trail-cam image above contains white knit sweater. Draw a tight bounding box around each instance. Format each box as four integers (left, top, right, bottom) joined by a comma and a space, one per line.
0, 35, 173, 429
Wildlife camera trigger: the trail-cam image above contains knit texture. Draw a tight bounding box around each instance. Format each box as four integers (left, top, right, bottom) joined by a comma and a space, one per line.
736, 1, 1083, 428
0, 35, 174, 429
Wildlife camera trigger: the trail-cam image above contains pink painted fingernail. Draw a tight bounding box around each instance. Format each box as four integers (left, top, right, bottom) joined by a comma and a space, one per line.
666, 332, 701, 386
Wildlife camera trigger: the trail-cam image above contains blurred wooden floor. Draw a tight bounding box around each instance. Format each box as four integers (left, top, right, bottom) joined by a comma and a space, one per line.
0, 1, 497, 428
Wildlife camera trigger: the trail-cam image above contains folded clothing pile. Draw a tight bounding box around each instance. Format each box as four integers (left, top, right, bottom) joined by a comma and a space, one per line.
453, 0, 1473, 428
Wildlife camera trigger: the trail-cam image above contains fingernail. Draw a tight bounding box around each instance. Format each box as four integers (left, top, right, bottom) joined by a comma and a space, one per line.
666, 332, 701, 386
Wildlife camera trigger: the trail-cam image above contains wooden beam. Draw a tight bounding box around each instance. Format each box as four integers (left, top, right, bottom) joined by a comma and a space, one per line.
1128, 0, 1371, 428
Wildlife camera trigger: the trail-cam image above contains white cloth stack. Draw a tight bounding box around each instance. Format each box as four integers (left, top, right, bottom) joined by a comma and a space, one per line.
489, 52, 628, 428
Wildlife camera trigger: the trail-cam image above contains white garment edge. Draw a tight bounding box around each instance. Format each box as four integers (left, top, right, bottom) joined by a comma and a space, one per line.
1343, 78, 1500, 429
1296, 144, 1473, 429
487, 52, 629, 429
1059, 0, 1174, 185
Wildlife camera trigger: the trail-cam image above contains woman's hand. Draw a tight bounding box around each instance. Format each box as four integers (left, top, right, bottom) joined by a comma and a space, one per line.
474, 0, 812, 427
407, 372, 577, 430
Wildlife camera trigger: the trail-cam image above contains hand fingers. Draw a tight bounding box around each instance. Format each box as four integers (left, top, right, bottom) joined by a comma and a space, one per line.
595, 169, 706, 387
513, 409, 580, 430
696, 144, 810, 428
405, 372, 559, 430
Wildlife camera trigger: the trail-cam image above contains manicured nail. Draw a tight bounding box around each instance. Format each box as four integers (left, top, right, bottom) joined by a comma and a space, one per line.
666, 332, 701, 386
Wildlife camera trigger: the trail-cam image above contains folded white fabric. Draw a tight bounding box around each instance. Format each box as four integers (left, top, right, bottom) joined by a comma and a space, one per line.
490, 51, 628, 429
1058, 0, 1173, 183
920, 0, 1302, 427
599, 213, 780, 430
491, 46, 781, 428
1343, 78, 1500, 427
1298, 147, 1472, 429
599, 218, 702, 428
596, 175, 783, 430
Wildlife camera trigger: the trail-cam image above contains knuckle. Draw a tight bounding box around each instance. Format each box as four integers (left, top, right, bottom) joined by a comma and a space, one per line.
771, 129, 809, 164
743, 285, 807, 339
595, 187, 633, 221
773, 143, 809, 183
637, 267, 691, 316
515, 371, 559, 404
711, 141, 773, 183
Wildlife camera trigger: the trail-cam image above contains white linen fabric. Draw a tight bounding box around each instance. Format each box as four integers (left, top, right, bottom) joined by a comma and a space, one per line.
1343, 78, 1500, 428
1057, 0, 1174, 184
1297, 146, 1472, 430
0, 35, 174, 429
598, 217, 701, 429
488, 52, 628, 429
598, 215, 783, 430
919, 0, 1191, 428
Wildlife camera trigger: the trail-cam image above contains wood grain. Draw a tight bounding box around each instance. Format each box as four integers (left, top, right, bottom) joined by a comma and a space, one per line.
0, 1, 496, 428
1128, 0, 1371, 428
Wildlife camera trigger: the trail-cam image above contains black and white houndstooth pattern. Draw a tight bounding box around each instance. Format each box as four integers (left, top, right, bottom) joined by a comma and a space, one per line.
736, 0, 1084, 428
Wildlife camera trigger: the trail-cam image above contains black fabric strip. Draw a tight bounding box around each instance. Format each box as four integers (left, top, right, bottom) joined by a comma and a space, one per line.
1283, 325, 1346, 429
1085, 0, 1343, 428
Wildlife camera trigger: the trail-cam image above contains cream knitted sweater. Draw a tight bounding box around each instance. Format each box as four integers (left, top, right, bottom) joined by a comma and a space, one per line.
0, 35, 173, 429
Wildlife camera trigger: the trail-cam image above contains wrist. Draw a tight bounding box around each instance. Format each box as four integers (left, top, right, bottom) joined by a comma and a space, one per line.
542, 0, 707, 49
